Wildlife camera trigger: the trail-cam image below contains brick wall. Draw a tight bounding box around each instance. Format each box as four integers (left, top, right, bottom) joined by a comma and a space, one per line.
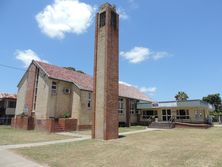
11, 116, 34, 130
35, 118, 77, 132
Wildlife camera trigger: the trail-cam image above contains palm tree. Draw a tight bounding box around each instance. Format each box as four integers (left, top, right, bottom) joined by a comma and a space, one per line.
175, 91, 189, 101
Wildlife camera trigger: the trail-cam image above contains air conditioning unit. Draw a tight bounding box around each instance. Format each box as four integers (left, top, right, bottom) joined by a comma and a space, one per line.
63, 88, 71, 94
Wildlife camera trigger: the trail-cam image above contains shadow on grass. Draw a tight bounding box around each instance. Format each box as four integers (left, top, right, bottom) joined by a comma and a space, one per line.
118, 135, 126, 138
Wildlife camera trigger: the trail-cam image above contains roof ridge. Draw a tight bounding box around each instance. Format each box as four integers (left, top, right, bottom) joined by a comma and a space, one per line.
34, 60, 92, 78
32, 60, 152, 102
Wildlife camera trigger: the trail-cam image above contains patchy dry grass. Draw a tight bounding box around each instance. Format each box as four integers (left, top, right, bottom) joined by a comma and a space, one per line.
69, 126, 146, 136
15, 127, 222, 167
0, 126, 72, 145
119, 125, 146, 133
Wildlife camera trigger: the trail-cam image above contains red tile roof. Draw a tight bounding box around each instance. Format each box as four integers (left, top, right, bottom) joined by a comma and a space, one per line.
34, 61, 152, 102
0, 93, 17, 99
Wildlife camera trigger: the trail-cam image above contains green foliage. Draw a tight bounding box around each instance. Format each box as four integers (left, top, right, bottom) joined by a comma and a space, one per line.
64, 67, 85, 74
203, 94, 222, 112
76, 70, 85, 74
175, 91, 189, 101
63, 112, 71, 118
64, 67, 76, 71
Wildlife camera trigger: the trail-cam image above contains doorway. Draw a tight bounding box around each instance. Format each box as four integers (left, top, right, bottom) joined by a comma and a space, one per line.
162, 109, 171, 121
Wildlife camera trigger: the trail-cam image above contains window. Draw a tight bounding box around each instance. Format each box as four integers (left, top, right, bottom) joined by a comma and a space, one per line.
111, 11, 117, 28
142, 110, 158, 119
162, 109, 171, 121
99, 12, 106, 27
130, 100, 136, 114
0, 101, 4, 108
87, 92, 92, 108
118, 98, 124, 114
33, 68, 39, 110
8, 101, 16, 108
51, 81, 57, 95
63, 88, 71, 94
177, 109, 189, 119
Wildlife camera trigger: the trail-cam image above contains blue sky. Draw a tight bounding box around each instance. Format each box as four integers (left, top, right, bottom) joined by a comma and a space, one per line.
0, 0, 221, 101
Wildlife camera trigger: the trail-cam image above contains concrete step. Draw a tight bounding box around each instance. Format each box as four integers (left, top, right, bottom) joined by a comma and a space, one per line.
149, 122, 175, 129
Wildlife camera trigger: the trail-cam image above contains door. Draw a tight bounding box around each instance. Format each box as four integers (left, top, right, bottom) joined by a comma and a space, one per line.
162, 109, 171, 121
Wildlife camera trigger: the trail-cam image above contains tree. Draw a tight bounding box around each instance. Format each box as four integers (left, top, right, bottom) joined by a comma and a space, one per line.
76, 70, 85, 74
202, 94, 222, 112
64, 67, 85, 74
64, 67, 76, 71
175, 91, 189, 101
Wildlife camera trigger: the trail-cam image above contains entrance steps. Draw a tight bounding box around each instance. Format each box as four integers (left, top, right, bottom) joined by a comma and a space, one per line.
148, 122, 175, 129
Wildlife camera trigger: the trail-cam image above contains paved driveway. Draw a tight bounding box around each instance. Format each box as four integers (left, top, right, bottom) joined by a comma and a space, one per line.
0, 149, 44, 167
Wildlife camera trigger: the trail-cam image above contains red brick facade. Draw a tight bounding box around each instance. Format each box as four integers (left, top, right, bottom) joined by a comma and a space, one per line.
35, 118, 77, 132
93, 4, 119, 140
11, 116, 35, 130
175, 122, 211, 129
78, 125, 92, 130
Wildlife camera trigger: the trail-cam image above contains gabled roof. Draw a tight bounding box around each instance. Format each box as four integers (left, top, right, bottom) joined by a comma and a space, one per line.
0, 93, 17, 100
33, 61, 152, 102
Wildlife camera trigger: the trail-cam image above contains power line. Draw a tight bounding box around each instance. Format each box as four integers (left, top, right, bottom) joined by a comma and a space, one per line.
0, 63, 26, 72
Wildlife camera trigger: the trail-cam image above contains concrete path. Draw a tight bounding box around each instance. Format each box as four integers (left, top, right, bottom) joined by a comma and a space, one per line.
56, 128, 165, 138
0, 149, 43, 167
214, 124, 222, 127
0, 136, 90, 150
56, 132, 90, 138
119, 128, 166, 136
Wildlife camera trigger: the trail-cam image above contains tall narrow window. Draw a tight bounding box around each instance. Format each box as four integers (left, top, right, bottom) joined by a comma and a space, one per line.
111, 11, 117, 28
118, 98, 124, 114
33, 68, 39, 110
130, 100, 136, 114
99, 12, 106, 27
51, 81, 57, 95
88, 92, 92, 108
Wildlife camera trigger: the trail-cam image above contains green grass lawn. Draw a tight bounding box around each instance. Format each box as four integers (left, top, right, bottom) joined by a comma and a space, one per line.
15, 127, 222, 167
0, 126, 72, 145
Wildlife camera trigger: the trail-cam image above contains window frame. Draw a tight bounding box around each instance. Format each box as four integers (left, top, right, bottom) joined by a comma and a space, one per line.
142, 110, 158, 119
176, 109, 190, 120
87, 92, 92, 108
7, 101, 16, 108
99, 12, 106, 28
118, 98, 124, 114
51, 81, 57, 95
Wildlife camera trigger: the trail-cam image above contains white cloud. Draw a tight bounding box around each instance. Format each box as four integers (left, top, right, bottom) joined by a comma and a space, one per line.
152, 51, 169, 60
36, 0, 95, 39
120, 46, 170, 63
117, 8, 129, 20
119, 81, 157, 96
15, 49, 48, 67
119, 81, 133, 87
120, 47, 151, 63
139, 87, 157, 95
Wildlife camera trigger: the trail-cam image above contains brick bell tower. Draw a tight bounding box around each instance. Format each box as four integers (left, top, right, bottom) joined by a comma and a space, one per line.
92, 3, 119, 140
